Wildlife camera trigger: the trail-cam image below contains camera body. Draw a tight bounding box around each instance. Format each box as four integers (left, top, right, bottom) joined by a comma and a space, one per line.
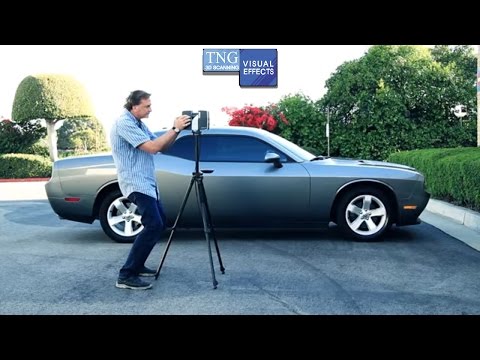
182, 110, 210, 132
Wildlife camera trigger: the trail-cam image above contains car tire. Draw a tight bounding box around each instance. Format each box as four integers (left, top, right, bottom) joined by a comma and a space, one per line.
336, 186, 392, 242
99, 189, 143, 243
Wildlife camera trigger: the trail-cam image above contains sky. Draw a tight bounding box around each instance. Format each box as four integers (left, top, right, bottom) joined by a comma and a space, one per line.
0, 45, 372, 134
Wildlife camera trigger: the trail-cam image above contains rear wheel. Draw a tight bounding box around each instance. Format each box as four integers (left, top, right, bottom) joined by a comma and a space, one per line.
99, 189, 143, 243
336, 186, 392, 242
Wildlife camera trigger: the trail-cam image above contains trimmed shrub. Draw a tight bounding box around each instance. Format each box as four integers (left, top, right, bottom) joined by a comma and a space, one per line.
0, 120, 46, 154
388, 147, 480, 211
0, 154, 51, 179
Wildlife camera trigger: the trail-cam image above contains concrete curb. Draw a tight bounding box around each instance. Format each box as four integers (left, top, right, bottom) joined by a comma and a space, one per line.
421, 199, 480, 252
0, 178, 50, 183
426, 199, 480, 233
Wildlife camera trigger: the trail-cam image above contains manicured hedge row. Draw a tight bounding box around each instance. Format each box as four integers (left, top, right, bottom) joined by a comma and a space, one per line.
388, 147, 480, 211
0, 154, 51, 179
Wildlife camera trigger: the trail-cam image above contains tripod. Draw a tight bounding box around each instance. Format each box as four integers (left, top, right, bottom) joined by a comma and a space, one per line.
154, 131, 225, 289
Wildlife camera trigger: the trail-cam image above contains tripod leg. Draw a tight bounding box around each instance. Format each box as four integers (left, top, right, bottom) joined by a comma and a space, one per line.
197, 177, 225, 274
195, 179, 218, 289
155, 176, 195, 280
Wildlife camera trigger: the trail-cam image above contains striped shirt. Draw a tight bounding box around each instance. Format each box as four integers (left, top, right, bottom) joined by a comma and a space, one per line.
110, 110, 158, 199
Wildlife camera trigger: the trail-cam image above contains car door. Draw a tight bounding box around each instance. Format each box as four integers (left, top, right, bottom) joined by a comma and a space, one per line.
157, 133, 310, 228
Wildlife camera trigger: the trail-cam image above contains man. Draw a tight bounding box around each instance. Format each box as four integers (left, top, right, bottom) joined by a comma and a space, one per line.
110, 90, 191, 290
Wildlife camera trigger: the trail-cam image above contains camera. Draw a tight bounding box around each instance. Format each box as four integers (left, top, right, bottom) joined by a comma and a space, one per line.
182, 110, 210, 132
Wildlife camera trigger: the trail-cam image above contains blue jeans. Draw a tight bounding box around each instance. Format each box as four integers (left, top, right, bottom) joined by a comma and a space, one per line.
118, 191, 166, 279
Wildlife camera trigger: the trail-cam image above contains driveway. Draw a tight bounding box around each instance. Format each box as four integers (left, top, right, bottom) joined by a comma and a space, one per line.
1, 181, 480, 314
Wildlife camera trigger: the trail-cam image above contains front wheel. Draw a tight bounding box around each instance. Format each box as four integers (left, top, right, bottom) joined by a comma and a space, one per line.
336, 187, 392, 242
99, 189, 143, 243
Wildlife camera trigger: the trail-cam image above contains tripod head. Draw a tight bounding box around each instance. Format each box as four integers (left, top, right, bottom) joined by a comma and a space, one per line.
182, 110, 212, 176
182, 110, 210, 134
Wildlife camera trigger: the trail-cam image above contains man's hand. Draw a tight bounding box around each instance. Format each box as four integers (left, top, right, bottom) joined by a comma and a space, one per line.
174, 115, 191, 131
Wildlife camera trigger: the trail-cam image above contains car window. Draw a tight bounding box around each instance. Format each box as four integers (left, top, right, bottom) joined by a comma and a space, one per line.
163, 134, 289, 162
162, 135, 195, 160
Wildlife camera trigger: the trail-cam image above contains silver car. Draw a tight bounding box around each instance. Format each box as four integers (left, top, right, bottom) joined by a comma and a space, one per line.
45, 127, 430, 243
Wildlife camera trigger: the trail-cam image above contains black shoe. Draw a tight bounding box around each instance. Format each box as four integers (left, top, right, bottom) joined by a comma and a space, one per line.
115, 276, 152, 290
138, 266, 156, 277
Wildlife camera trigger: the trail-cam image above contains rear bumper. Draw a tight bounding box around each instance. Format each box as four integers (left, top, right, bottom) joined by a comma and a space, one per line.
45, 179, 96, 224
47, 197, 96, 224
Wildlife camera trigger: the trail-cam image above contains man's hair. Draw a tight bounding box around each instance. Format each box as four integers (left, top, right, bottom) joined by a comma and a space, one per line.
124, 90, 151, 111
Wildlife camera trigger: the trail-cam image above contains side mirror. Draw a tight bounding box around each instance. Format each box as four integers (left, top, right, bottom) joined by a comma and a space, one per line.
264, 152, 283, 168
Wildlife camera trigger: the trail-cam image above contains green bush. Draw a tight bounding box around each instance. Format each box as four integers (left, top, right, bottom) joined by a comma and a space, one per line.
58, 149, 90, 158
388, 147, 480, 211
23, 141, 50, 157
316, 45, 477, 160
0, 121, 46, 154
0, 154, 51, 179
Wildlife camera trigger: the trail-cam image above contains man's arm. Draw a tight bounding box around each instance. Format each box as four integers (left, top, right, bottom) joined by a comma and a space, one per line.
138, 115, 191, 154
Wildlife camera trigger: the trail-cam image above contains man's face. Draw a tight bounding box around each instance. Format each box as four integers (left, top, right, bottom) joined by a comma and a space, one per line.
132, 98, 152, 119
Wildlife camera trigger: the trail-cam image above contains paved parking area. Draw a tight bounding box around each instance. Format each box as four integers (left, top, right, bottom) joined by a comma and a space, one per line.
2, 198, 480, 314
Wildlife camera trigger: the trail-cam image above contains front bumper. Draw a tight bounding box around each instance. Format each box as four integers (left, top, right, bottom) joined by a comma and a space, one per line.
396, 190, 431, 226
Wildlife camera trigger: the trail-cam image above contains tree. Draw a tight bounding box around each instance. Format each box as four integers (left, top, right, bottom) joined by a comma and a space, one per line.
275, 93, 324, 154
11, 74, 95, 161
431, 45, 477, 143
57, 116, 109, 153
431, 45, 476, 82
317, 45, 477, 160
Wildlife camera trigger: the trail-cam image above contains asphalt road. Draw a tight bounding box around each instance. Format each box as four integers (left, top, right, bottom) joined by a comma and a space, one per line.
1, 182, 480, 314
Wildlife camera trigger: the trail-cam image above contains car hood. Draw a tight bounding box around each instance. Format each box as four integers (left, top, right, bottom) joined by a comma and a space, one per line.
356, 159, 415, 171
313, 157, 416, 171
